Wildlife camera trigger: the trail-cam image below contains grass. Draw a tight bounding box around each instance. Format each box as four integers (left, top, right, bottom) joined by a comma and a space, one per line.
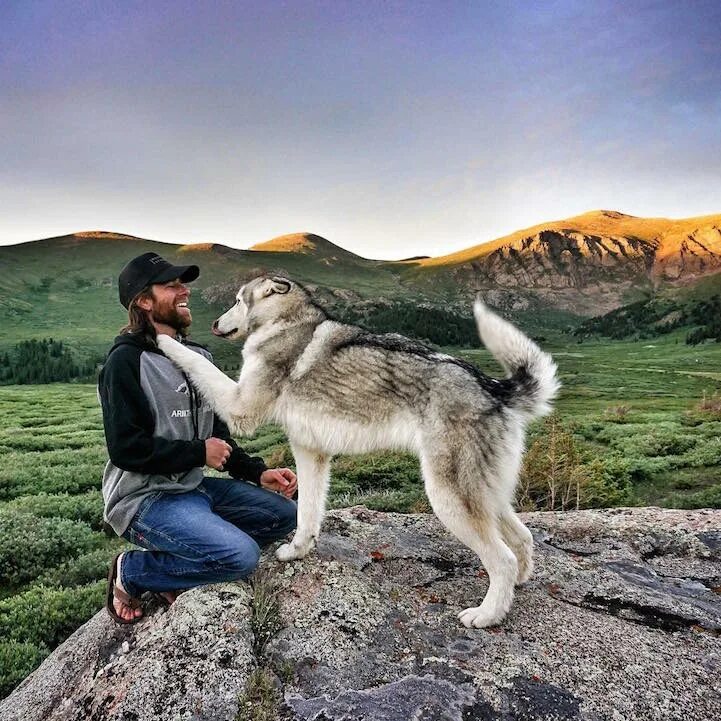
235, 668, 282, 721
1, 331, 721, 698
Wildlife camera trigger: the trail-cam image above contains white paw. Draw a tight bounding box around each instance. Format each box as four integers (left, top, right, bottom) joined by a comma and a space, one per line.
275, 542, 307, 562
516, 565, 533, 586
458, 605, 505, 628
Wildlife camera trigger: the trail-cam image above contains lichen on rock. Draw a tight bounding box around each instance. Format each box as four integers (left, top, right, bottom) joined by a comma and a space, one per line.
1, 506, 719, 721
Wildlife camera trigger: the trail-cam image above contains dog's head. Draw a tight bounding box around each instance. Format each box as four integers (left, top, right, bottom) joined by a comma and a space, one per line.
212, 275, 302, 341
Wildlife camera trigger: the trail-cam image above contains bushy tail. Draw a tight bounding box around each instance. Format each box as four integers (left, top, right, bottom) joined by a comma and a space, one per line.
473, 298, 560, 418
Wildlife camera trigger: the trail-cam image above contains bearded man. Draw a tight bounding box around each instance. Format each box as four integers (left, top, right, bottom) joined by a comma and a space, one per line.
99, 252, 297, 623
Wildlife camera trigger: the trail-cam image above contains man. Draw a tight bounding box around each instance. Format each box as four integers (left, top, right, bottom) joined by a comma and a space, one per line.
99, 252, 297, 623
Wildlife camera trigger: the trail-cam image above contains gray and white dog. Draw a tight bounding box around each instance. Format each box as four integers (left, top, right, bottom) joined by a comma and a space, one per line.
157, 276, 559, 627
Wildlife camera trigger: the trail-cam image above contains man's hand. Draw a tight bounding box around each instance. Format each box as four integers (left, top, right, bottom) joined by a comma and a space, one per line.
205, 437, 232, 470
259, 468, 297, 498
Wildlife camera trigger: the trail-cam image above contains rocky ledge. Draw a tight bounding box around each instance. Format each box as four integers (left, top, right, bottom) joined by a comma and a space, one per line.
2, 506, 719, 721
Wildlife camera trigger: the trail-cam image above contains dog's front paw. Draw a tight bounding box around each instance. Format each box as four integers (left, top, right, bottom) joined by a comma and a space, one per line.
275, 542, 309, 562
458, 604, 506, 629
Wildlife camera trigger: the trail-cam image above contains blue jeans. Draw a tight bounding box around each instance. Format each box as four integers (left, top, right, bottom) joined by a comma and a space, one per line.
119, 476, 297, 597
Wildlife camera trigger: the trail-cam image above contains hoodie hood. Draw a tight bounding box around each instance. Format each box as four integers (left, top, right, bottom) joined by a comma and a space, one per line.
106, 332, 208, 361
106, 332, 160, 360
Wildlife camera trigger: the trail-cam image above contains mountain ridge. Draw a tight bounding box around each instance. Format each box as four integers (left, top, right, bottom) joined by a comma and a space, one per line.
2, 211, 721, 351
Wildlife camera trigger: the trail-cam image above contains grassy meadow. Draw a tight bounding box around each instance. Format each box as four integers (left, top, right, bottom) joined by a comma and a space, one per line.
1, 332, 721, 697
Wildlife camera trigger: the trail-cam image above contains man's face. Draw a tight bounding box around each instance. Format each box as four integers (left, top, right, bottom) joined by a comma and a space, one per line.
148, 279, 192, 330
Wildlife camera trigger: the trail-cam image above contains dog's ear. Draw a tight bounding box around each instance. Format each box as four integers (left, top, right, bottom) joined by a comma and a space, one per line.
262, 277, 292, 297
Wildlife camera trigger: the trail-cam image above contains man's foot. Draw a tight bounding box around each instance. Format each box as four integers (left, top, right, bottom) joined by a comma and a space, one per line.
155, 590, 179, 606
106, 552, 143, 624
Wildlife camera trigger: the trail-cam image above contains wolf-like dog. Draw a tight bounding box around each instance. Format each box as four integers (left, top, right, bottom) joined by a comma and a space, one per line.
156, 276, 559, 627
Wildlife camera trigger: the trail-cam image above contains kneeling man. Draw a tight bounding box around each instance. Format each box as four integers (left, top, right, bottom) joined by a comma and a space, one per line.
99, 252, 297, 623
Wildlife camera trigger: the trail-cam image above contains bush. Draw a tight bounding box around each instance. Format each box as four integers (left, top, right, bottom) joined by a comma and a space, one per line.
329, 488, 428, 513
241, 427, 288, 454
4, 491, 104, 530
580, 456, 632, 508
0, 641, 49, 699
332, 453, 421, 494
680, 436, 721, 467
694, 391, 721, 419
0, 510, 100, 586
609, 428, 697, 458
518, 415, 631, 511
37, 547, 117, 588
0, 582, 104, 649
0, 463, 102, 501
668, 484, 721, 509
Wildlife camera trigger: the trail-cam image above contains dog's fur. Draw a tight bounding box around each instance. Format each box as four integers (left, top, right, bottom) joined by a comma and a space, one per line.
157, 276, 559, 627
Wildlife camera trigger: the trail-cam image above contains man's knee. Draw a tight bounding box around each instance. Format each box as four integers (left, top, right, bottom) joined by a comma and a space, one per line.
276, 500, 297, 535
215, 537, 261, 579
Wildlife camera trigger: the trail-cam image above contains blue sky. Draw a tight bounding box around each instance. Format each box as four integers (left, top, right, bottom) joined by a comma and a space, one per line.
1, 1, 720, 259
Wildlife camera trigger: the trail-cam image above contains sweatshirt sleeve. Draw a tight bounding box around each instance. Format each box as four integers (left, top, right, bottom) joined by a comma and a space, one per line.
212, 414, 267, 484
99, 346, 206, 474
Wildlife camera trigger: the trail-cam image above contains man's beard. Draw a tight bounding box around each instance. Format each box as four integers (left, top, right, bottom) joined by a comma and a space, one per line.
152, 303, 191, 331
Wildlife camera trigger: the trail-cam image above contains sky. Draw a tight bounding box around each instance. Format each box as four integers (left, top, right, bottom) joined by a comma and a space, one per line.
1, 1, 720, 260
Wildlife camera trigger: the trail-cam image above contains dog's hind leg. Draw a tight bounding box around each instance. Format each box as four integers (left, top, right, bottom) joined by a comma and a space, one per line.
499, 509, 534, 585
420, 451, 518, 628
276, 443, 331, 562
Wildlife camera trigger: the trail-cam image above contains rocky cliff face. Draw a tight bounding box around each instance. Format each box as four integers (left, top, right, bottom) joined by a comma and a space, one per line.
448, 230, 658, 315
2, 506, 719, 721
414, 212, 721, 315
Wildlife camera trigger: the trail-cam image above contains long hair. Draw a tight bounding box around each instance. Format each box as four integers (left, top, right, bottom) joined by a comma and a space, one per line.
119, 287, 157, 345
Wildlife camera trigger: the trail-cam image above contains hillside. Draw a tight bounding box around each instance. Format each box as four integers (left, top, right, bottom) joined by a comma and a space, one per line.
404, 211, 721, 315
2, 211, 721, 357
249, 232, 368, 263
0, 231, 412, 363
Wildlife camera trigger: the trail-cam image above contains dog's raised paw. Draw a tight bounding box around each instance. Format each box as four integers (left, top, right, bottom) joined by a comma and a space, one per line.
458, 605, 504, 629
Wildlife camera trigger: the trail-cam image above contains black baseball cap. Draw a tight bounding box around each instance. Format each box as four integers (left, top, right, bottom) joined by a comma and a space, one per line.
118, 252, 200, 309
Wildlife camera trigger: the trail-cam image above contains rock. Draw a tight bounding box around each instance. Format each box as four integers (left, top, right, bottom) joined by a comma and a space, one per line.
1, 584, 255, 721
1, 507, 719, 721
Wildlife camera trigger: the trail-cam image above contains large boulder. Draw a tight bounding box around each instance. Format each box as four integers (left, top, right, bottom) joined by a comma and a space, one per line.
2, 506, 719, 720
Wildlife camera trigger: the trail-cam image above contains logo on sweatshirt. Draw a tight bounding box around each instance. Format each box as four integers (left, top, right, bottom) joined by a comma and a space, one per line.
175, 382, 189, 395
171, 409, 192, 418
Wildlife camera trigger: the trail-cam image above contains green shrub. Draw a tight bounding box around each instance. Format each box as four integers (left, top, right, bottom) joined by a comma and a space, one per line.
610, 429, 697, 458
0, 511, 100, 586
37, 547, 117, 588
0, 582, 104, 649
4, 491, 104, 530
0, 464, 102, 500
0, 641, 49, 699
680, 436, 721, 467
618, 455, 678, 482
518, 415, 631, 511
669, 484, 721, 509
332, 453, 421, 493
241, 427, 288, 454
329, 488, 428, 513
579, 457, 632, 508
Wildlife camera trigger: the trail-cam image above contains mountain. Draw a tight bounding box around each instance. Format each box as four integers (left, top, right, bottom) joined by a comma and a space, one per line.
403, 211, 721, 315
249, 232, 367, 262
0, 231, 411, 362
2, 211, 721, 355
